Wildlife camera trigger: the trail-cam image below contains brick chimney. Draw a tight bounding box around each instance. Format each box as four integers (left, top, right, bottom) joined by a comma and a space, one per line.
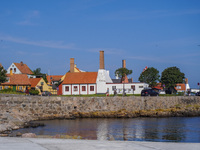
99, 51, 105, 69
70, 58, 75, 73
20, 61, 24, 66
185, 78, 188, 84
122, 60, 126, 68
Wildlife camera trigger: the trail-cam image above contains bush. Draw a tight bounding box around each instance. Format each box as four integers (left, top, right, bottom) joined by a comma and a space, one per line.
29, 89, 39, 95
1, 88, 13, 92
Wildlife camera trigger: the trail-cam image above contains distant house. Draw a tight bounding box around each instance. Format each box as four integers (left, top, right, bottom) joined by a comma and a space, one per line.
29, 78, 50, 95
175, 83, 186, 93
152, 79, 190, 93
47, 75, 64, 86
0, 74, 31, 91
6, 61, 35, 78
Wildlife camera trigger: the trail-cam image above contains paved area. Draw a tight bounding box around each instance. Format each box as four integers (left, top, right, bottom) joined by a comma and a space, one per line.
0, 137, 200, 150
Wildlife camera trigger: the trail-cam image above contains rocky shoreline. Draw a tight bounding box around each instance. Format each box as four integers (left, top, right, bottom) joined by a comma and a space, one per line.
1, 94, 200, 136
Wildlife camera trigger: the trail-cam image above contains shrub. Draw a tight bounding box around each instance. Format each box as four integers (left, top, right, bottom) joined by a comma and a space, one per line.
29, 89, 39, 95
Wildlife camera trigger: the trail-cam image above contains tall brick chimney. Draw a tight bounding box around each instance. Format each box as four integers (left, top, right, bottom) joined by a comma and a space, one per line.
185, 78, 188, 84
70, 58, 75, 73
122, 60, 126, 68
99, 51, 105, 69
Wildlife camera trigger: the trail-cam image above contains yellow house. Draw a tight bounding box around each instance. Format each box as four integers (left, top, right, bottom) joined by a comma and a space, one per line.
0, 74, 31, 91
29, 78, 52, 95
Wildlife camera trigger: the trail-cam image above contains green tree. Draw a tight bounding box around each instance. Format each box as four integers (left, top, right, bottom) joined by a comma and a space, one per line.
33, 68, 48, 83
33, 68, 42, 75
115, 68, 132, 79
115, 68, 132, 96
161, 66, 185, 93
0, 66, 7, 84
138, 67, 160, 87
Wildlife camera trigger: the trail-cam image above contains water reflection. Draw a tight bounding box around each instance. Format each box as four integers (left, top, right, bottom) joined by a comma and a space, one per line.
12, 117, 200, 142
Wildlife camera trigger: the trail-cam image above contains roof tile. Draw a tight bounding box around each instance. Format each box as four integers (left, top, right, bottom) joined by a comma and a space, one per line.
2, 74, 31, 85
14, 62, 33, 74
62, 72, 98, 84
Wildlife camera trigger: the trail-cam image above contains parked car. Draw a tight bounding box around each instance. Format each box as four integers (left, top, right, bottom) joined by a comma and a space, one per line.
141, 89, 159, 96
196, 92, 200, 96
42, 91, 52, 96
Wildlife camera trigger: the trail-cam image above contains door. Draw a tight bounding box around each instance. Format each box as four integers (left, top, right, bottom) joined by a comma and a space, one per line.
13, 86, 16, 91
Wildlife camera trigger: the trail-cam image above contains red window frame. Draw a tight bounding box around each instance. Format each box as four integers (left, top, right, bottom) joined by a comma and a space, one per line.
82, 86, 86, 91
65, 86, 69, 92
90, 86, 94, 91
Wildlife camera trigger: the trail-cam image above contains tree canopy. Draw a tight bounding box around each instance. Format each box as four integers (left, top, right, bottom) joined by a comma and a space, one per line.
138, 67, 160, 87
115, 68, 132, 78
0, 66, 7, 84
33, 68, 42, 75
33, 68, 48, 83
161, 66, 185, 92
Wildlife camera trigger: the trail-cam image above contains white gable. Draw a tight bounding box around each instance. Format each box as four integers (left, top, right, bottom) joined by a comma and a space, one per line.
7, 63, 21, 74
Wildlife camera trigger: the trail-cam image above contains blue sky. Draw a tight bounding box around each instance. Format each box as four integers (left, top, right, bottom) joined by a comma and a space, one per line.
0, 0, 200, 88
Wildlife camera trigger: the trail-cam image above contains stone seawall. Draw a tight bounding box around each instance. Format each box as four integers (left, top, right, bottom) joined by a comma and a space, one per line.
1, 94, 200, 133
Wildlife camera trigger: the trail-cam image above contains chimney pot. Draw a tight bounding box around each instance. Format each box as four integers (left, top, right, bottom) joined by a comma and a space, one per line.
99, 51, 105, 69
20, 61, 24, 66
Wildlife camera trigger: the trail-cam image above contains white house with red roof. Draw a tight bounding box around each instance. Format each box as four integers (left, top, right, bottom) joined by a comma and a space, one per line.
6, 61, 35, 78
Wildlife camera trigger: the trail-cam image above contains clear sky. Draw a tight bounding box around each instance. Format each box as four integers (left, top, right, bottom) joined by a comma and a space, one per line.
0, 0, 200, 88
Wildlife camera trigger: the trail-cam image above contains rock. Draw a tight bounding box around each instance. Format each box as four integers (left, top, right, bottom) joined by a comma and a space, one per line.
13, 126, 19, 130
22, 133, 36, 138
0, 134, 9, 137
16, 132, 22, 137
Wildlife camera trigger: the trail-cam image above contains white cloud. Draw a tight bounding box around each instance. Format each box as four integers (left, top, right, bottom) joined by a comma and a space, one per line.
0, 35, 76, 50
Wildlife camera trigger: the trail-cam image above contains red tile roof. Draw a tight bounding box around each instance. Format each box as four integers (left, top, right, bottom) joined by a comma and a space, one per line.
2, 74, 31, 86
14, 62, 33, 74
47, 75, 63, 84
62, 72, 98, 84
29, 78, 42, 88
175, 83, 186, 91
152, 83, 163, 90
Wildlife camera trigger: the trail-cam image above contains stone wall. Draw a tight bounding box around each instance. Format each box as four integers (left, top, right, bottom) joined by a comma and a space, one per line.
1, 94, 200, 133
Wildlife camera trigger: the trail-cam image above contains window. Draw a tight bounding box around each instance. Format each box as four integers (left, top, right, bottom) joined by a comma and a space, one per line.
131, 85, 135, 91
112, 86, 116, 91
5, 86, 8, 89
74, 86, 78, 91
14, 68, 16, 73
10, 68, 12, 71
176, 86, 181, 89
0, 87, 2, 90
90, 86, 94, 91
82, 86, 86, 91
65, 86, 69, 92
19, 86, 22, 90
41, 82, 44, 85
139, 86, 143, 88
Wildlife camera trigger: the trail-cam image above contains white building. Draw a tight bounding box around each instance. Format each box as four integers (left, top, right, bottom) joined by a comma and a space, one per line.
7, 61, 35, 78
62, 51, 149, 95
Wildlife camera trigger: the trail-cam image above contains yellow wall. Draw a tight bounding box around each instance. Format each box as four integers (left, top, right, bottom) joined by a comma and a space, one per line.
0, 85, 30, 91
35, 78, 50, 95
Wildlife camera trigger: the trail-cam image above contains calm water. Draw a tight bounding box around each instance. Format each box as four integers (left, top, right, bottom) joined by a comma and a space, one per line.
12, 117, 200, 142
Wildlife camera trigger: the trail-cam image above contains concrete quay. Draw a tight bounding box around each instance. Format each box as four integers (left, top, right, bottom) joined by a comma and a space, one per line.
0, 137, 199, 150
